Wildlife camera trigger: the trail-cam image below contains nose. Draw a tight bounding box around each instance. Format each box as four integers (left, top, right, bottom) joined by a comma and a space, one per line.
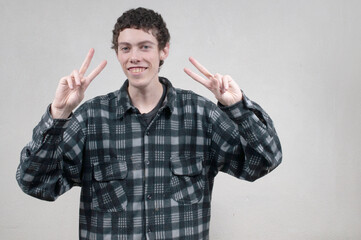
130, 57, 139, 64
130, 50, 140, 63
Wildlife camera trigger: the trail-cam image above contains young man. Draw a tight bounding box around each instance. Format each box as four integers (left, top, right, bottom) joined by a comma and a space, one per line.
17, 7, 282, 240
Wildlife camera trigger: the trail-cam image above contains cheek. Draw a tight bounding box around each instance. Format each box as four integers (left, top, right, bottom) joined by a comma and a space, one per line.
147, 53, 161, 66
117, 55, 127, 66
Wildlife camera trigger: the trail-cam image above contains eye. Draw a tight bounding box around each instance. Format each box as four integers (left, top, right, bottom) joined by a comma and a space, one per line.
119, 46, 130, 52
141, 45, 150, 50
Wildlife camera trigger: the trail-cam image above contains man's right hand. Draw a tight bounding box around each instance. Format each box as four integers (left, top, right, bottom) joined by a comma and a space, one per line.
51, 48, 107, 119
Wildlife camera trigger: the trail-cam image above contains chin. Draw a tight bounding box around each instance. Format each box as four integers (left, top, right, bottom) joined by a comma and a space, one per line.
128, 77, 150, 88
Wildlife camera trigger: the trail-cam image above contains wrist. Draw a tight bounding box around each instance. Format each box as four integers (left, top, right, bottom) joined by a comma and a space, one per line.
50, 105, 72, 119
219, 93, 243, 107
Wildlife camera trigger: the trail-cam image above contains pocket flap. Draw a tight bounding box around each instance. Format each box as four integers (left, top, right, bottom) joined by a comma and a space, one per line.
170, 156, 203, 176
93, 161, 128, 181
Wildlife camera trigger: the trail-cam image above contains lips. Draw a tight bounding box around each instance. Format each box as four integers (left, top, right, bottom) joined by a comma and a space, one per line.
128, 67, 148, 73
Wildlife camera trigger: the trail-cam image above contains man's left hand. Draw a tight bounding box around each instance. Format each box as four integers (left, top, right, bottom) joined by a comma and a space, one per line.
184, 57, 243, 106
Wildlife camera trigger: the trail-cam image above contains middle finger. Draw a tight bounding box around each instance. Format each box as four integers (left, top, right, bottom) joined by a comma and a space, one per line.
189, 57, 213, 79
79, 48, 95, 75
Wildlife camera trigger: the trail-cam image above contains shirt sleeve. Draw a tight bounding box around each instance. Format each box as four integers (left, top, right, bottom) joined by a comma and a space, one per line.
16, 105, 86, 201
209, 93, 282, 182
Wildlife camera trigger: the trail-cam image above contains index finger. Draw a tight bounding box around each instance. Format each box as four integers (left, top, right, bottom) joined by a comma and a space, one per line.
83, 60, 107, 86
79, 48, 95, 75
189, 57, 213, 79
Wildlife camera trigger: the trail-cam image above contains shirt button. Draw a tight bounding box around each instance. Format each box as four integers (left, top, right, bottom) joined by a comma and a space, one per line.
146, 131, 150, 136
147, 228, 152, 233
145, 160, 150, 165
147, 194, 152, 200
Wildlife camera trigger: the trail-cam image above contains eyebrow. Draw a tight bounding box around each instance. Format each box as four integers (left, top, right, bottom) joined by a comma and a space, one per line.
118, 40, 156, 46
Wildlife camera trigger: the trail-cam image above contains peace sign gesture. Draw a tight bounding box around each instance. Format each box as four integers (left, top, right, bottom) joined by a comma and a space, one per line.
51, 49, 107, 119
184, 57, 243, 106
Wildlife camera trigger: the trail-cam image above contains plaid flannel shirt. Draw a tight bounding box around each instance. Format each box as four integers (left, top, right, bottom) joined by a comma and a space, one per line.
17, 77, 282, 240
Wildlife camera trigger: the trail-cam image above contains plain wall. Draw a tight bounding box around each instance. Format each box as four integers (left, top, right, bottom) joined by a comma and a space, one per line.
1, 0, 360, 239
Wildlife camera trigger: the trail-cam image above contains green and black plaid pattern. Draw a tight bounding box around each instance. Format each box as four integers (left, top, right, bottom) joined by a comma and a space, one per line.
17, 77, 282, 240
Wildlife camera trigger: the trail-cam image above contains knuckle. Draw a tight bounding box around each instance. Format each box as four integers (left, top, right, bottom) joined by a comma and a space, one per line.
60, 78, 68, 84
214, 73, 222, 78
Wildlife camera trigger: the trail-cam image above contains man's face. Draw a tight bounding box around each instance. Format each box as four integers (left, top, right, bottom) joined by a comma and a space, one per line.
117, 28, 169, 89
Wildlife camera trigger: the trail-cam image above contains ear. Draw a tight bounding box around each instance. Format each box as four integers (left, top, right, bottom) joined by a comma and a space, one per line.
160, 43, 170, 60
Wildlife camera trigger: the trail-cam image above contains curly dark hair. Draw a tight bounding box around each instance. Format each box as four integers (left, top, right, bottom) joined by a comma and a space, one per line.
111, 7, 171, 67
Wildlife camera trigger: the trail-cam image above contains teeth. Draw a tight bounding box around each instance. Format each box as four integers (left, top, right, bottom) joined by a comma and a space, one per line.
130, 68, 145, 73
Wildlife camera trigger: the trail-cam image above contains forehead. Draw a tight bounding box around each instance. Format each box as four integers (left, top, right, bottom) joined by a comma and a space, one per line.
117, 28, 158, 45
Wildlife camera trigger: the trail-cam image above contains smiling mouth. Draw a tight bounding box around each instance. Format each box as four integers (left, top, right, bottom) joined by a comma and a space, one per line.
128, 67, 148, 73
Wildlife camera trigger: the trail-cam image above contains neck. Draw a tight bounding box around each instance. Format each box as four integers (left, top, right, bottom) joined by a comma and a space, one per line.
128, 79, 163, 114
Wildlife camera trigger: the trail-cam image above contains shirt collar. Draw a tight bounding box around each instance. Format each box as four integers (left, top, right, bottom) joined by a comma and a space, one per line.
115, 77, 176, 119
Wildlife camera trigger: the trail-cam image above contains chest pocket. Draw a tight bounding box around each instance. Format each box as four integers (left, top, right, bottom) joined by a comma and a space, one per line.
170, 156, 205, 204
91, 160, 128, 212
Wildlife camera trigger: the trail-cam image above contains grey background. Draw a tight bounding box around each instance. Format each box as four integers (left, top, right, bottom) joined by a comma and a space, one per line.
1, 0, 360, 239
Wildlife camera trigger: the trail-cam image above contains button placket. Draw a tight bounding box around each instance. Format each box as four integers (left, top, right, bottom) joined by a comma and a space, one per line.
143, 127, 152, 239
